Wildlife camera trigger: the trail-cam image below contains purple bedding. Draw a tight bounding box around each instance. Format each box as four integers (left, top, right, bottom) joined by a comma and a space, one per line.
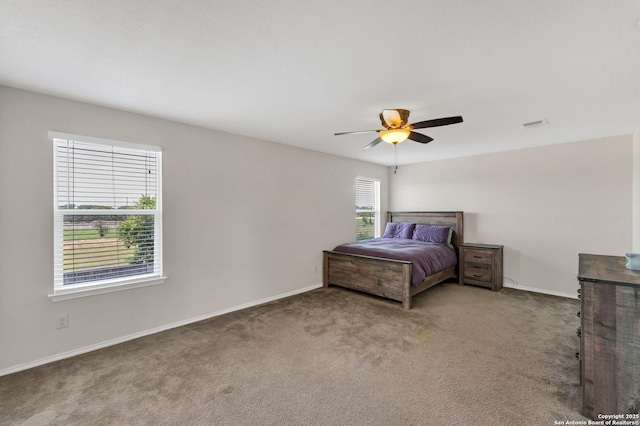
332, 238, 457, 287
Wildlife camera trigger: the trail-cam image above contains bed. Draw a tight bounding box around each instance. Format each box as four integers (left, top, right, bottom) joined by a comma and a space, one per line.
323, 211, 464, 309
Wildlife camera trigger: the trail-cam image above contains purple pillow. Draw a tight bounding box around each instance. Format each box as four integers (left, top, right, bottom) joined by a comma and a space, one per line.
383, 222, 415, 239
413, 225, 452, 247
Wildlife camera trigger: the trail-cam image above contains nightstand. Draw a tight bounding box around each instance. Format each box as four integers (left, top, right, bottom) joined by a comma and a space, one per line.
459, 243, 503, 291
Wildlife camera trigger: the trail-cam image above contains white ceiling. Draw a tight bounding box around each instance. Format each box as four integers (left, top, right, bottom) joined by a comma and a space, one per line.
1, 0, 639, 166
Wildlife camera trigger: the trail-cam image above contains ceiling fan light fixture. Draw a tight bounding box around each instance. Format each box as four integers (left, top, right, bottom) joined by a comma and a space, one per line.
380, 128, 411, 144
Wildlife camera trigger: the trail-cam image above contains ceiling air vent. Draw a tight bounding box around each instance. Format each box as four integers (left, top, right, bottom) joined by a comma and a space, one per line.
523, 119, 548, 129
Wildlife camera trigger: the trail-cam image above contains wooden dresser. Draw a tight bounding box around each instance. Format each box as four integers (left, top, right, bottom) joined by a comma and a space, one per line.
459, 243, 503, 291
577, 254, 640, 419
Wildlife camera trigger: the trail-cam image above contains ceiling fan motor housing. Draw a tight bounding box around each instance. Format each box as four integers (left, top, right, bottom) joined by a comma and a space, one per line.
380, 109, 410, 129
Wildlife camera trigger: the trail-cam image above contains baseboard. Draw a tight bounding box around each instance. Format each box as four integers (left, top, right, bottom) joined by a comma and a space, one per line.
503, 281, 578, 299
0, 283, 323, 377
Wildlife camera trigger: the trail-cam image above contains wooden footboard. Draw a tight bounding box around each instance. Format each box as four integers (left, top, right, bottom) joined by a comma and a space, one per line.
323, 211, 463, 309
323, 251, 455, 309
323, 250, 412, 306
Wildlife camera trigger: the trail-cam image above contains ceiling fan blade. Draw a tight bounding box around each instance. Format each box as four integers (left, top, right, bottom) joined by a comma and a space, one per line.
363, 137, 383, 149
407, 132, 434, 144
410, 116, 463, 130
334, 130, 379, 136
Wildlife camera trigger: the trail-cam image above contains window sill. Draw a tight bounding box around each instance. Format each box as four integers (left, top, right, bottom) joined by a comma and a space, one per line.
48, 276, 167, 302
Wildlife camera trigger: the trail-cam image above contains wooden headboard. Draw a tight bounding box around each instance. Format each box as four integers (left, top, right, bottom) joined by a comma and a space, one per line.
386, 211, 464, 251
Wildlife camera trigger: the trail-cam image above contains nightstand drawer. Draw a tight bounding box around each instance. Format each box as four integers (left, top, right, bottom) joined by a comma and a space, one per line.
464, 262, 492, 282
464, 250, 493, 264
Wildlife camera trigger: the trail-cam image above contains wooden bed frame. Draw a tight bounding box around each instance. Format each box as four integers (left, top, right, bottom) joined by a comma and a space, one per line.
323, 211, 464, 309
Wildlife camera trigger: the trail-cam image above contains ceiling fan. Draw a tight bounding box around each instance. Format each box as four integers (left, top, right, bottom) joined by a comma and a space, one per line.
335, 109, 463, 149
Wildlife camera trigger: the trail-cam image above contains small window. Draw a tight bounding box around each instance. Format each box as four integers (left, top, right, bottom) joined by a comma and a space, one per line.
355, 177, 380, 241
51, 132, 164, 300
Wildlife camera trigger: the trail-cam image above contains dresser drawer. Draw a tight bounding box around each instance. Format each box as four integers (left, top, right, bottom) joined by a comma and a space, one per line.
464, 262, 492, 282
464, 249, 493, 264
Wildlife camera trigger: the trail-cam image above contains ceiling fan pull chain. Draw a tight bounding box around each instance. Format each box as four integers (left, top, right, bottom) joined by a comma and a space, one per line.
394, 144, 398, 174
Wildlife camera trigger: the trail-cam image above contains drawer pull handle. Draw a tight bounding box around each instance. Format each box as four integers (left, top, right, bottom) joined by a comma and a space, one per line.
473, 256, 482, 258
472, 266, 482, 269
472, 274, 482, 277
577, 311, 580, 318
575, 351, 580, 360
576, 327, 581, 338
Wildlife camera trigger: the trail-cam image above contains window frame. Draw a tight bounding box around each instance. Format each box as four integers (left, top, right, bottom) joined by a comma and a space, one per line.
49, 131, 166, 301
355, 176, 380, 241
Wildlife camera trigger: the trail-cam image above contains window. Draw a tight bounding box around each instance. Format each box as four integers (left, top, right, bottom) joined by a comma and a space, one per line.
50, 132, 164, 300
355, 177, 380, 241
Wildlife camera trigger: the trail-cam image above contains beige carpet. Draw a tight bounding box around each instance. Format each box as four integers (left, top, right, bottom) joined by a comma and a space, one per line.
1, 283, 586, 425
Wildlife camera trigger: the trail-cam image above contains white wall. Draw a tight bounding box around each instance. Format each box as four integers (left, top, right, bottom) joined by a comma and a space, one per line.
390, 135, 633, 297
0, 86, 389, 373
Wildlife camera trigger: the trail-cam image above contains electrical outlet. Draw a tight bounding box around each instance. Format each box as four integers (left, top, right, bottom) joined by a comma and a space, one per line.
56, 313, 68, 329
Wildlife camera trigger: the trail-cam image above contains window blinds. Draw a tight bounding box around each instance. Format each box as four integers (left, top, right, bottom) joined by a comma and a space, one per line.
355, 177, 379, 241
55, 140, 159, 209
52, 135, 162, 290
356, 178, 377, 211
